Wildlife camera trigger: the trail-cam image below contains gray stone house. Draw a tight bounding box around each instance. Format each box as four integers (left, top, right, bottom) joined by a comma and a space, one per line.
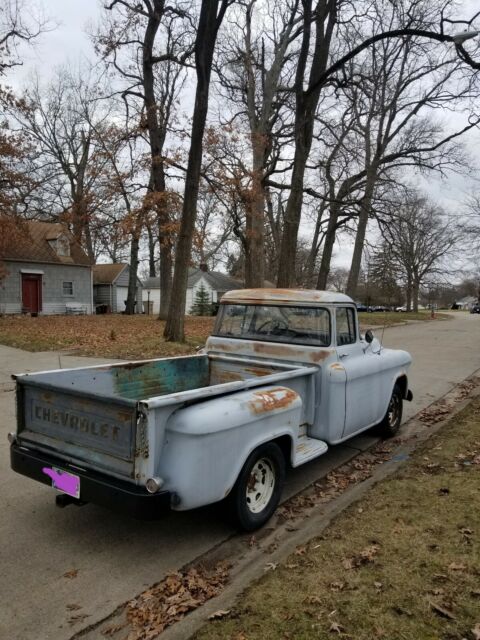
93, 263, 143, 313
0, 221, 92, 315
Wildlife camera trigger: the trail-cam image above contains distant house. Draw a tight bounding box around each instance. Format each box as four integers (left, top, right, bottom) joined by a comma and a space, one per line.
143, 265, 243, 315
454, 296, 477, 310
93, 263, 143, 314
0, 220, 92, 315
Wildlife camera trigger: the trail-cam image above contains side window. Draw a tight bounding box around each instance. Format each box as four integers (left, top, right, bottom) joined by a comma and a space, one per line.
336, 307, 356, 346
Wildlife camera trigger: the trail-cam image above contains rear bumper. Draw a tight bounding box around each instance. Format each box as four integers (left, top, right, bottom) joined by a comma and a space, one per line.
10, 443, 171, 520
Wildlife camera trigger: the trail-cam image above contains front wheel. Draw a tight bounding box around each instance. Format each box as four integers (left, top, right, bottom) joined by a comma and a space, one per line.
377, 384, 403, 438
227, 442, 286, 531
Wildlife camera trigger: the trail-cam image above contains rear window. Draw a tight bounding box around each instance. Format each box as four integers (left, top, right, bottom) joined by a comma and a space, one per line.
214, 304, 331, 347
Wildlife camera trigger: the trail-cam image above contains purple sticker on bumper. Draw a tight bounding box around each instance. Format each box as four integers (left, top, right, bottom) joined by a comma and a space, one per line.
42, 467, 80, 499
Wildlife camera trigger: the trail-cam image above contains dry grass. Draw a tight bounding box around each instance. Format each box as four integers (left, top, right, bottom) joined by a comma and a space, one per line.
358, 310, 450, 326
0, 314, 215, 359
0, 310, 448, 360
194, 397, 480, 640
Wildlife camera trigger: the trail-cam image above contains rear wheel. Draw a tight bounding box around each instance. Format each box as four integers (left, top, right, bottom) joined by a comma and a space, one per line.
378, 384, 403, 438
227, 442, 285, 531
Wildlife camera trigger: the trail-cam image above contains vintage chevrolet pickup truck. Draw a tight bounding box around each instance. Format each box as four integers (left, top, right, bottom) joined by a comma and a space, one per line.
9, 289, 412, 530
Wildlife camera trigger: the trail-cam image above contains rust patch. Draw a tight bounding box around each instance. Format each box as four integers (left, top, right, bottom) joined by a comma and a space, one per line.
215, 370, 244, 383
120, 361, 146, 370
252, 342, 301, 359
330, 363, 345, 370
248, 387, 298, 414
309, 349, 334, 363
244, 367, 273, 377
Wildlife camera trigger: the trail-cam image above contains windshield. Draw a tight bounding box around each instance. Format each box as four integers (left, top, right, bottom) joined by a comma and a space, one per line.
214, 304, 331, 347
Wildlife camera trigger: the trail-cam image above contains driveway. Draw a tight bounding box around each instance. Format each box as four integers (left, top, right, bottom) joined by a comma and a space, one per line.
0, 312, 479, 640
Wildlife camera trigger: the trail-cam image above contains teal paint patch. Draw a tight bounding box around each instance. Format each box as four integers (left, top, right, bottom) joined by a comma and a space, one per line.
112, 356, 210, 400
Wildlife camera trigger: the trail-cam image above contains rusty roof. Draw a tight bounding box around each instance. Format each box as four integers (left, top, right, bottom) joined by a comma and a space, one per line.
220, 288, 354, 305
0, 220, 91, 266
93, 263, 128, 284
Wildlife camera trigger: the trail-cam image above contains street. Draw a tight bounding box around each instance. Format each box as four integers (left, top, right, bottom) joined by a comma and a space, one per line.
0, 312, 479, 640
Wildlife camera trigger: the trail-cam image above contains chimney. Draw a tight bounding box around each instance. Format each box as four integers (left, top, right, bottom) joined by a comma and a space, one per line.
199, 263, 208, 272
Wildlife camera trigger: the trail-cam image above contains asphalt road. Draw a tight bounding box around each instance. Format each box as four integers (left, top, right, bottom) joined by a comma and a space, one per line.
0, 312, 479, 640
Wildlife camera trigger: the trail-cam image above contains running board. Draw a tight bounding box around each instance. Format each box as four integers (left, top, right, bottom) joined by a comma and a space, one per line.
293, 435, 328, 467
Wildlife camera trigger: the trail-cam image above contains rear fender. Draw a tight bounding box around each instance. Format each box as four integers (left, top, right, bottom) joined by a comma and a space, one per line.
158, 386, 302, 510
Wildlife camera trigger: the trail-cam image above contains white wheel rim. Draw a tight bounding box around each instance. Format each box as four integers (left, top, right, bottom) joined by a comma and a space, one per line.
246, 457, 276, 514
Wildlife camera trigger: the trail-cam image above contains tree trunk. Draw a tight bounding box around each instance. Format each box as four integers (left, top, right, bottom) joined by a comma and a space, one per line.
125, 232, 140, 314
147, 222, 156, 277
244, 146, 266, 287
276, 0, 337, 287
142, 6, 172, 319
164, 0, 228, 342
412, 279, 419, 312
317, 204, 339, 289
346, 171, 376, 298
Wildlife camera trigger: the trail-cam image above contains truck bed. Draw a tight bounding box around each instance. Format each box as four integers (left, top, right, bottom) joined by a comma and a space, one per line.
14, 354, 316, 480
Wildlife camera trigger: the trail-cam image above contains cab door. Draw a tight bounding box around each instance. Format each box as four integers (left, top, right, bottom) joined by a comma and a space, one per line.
335, 306, 382, 438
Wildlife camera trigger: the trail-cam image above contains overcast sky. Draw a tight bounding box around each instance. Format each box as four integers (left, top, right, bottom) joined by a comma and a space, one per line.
9, 0, 480, 275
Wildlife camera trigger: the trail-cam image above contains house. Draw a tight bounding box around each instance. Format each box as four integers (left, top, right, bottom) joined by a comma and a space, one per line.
454, 295, 477, 310
143, 265, 243, 315
0, 220, 92, 315
93, 263, 143, 314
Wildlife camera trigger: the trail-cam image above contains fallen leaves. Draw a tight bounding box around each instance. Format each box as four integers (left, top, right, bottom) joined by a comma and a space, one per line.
207, 609, 231, 620
123, 563, 229, 640
0, 315, 215, 359
428, 600, 456, 620
62, 568, 79, 579
342, 544, 380, 570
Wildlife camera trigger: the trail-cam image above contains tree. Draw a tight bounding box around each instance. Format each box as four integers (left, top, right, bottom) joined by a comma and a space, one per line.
164, 0, 233, 342
276, 0, 480, 287
99, 0, 190, 317
190, 283, 213, 315
379, 192, 459, 311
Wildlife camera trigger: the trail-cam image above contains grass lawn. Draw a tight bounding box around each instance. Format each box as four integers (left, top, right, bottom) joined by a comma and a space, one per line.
0, 311, 450, 359
0, 314, 215, 359
194, 396, 480, 640
358, 310, 450, 326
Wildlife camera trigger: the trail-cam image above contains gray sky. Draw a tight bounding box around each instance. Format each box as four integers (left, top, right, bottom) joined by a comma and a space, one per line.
9, 0, 480, 277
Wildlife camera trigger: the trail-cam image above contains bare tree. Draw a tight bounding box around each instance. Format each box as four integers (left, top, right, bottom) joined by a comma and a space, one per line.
164, 0, 233, 342
276, 0, 480, 287
379, 192, 459, 311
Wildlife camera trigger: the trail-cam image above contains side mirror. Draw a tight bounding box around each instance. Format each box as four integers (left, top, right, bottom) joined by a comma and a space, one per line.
365, 329, 374, 344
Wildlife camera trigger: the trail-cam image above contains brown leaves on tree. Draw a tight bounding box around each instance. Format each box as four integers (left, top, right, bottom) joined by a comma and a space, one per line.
123, 563, 230, 640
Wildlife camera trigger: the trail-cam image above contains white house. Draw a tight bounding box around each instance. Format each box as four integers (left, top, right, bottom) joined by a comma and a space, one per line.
143, 265, 243, 315
93, 263, 143, 313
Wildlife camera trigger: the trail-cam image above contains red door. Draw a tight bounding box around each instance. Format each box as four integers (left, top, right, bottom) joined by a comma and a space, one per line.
22, 274, 42, 313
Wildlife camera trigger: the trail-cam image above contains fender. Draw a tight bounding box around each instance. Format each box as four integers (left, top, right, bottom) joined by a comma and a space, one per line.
157, 385, 302, 510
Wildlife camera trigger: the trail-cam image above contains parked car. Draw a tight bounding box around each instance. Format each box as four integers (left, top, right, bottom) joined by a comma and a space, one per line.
355, 302, 369, 312
372, 305, 388, 312
9, 289, 413, 531
470, 303, 480, 314
396, 306, 407, 312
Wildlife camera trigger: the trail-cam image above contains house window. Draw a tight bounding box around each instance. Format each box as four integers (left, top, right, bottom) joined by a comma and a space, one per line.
57, 235, 71, 257
62, 281, 74, 296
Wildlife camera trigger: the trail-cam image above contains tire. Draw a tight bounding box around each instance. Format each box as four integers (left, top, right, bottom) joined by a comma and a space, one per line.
227, 442, 286, 532
378, 383, 403, 438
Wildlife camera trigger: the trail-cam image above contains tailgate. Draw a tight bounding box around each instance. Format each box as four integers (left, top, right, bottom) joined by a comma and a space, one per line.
16, 381, 137, 479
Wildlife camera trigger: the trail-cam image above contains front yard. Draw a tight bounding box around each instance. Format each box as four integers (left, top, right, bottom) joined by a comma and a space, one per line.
0, 310, 449, 360
0, 315, 215, 359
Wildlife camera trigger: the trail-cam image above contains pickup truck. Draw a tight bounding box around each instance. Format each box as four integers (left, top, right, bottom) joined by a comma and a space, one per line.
9, 289, 413, 531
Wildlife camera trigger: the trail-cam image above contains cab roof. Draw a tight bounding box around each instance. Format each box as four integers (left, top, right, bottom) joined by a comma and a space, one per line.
221, 288, 354, 306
